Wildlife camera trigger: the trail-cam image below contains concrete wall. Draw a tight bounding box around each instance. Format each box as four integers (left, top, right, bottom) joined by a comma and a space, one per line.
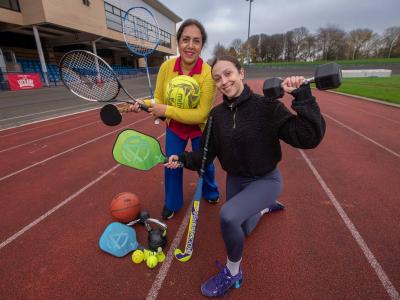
0, 7, 23, 25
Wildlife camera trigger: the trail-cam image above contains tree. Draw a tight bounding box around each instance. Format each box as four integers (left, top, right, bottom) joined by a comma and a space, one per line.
284, 30, 295, 61
347, 28, 373, 59
291, 27, 309, 61
230, 38, 244, 57
316, 25, 346, 60
382, 26, 400, 58
212, 42, 228, 58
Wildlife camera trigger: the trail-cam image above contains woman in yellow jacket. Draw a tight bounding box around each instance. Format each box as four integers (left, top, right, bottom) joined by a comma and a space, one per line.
135, 19, 219, 220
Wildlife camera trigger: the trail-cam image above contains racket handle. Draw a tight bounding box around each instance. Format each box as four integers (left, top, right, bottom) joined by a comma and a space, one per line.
139, 102, 150, 112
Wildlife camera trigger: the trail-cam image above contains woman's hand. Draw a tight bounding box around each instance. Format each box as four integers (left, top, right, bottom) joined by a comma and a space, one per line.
125, 100, 145, 113
281, 76, 306, 94
150, 103, 167, 118
164, 155, 182, 169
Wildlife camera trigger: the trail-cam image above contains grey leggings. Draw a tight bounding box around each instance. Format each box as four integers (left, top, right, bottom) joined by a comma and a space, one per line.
220, 168, 283, 262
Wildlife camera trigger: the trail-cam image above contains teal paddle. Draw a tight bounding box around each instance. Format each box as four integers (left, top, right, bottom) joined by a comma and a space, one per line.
113, 130, 168, 171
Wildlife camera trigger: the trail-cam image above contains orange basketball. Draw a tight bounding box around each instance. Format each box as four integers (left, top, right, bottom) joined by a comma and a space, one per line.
110, 192, 141, 223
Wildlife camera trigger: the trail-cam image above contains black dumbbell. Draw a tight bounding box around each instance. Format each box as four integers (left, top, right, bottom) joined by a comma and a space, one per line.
263, 62, 342, 100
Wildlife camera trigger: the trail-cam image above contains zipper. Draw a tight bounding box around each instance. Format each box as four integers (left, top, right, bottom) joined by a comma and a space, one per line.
233, 107, 237, 129
229, 104, 237, 129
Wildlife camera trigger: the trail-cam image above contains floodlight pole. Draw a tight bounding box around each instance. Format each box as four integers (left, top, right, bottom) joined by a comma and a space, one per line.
245, 0, 254, 65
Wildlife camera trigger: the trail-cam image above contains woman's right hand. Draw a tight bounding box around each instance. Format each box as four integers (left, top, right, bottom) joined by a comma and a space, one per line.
164, 155, 182, 169
126, 100, 145, 113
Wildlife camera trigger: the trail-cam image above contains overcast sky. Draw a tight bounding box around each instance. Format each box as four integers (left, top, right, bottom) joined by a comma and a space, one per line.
159, 0, 400, 60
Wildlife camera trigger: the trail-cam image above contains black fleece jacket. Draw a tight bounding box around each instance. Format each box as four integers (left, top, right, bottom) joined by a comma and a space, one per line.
179, 84, 326, 177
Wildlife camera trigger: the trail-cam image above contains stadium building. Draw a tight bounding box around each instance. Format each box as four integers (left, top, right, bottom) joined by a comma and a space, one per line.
0, 0, 181, 90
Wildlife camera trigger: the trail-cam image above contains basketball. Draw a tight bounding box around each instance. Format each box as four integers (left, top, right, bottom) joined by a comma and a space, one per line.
165, 75, 201, 109
110, 192, 141, 223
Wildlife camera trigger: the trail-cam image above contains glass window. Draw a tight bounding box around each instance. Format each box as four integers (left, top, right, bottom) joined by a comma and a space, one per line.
0, 0, 20, 11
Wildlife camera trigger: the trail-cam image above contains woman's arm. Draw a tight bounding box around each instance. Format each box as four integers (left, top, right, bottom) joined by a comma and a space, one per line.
276, 85, 326, 149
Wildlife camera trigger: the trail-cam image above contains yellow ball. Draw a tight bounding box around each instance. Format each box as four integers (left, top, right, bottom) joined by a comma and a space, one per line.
131, 250, 144, 264
146, 255, 158, 269
143, 249, 152, 261
156, 250, 166, 263
165, 75, 200, 109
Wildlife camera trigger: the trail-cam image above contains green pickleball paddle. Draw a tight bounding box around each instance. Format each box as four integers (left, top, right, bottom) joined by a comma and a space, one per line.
113, 130, 166, 171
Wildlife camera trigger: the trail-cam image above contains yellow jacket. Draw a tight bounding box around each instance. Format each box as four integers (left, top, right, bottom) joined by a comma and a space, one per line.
146, 57, 216, 131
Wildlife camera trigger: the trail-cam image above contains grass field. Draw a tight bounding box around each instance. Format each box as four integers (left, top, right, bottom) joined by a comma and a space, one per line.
333, 76, 400, 104
253, 58, 400, 67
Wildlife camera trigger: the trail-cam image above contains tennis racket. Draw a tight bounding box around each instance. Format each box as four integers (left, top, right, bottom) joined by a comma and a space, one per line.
59, 50, 150, 119
123, 6, 160, 124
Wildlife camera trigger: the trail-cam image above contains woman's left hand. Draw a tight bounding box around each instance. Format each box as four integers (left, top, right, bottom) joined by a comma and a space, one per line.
281, 76, 305, 94
149, 103, 167, 118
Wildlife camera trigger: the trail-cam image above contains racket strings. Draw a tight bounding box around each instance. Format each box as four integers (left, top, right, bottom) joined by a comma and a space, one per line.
123, 8, 160, 56
61, 51, 119, 101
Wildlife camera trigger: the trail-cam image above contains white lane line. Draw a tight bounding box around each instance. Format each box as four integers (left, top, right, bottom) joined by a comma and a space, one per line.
0, 103, 93, 121
0, 116, 152, 183
0, 120, 99, 153
0, 164, 120, 250
0, 96, 132, 133
146, 196, 194, 300
299, 149, 400, 300
327, 100, 400, 125
0, 107, 100, 133
323, 113, 400, 158
0, 132, 165, 250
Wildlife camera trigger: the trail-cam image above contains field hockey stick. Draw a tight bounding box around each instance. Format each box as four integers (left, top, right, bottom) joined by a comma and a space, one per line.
174, 116, 213, 262
59, 50, 153, 125
123, 6, 161, 124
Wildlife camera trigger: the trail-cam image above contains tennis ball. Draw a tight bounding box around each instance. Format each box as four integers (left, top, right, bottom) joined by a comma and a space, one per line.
146, 255, 158, 269
131, 250, 144, 264
165, 75, 201, 109
156, 249, 166, 263
143, 249, 152, 261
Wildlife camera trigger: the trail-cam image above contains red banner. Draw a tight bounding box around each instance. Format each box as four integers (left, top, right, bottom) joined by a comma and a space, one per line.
8, 73, 42, 91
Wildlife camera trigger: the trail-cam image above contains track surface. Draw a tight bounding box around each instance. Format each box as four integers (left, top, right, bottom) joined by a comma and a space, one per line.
0, 80, 399, 300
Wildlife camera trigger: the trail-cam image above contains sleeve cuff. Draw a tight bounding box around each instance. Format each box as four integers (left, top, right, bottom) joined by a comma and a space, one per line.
291, 85, 313, 101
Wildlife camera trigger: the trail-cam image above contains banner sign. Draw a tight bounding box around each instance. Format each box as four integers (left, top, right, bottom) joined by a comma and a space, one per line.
8, 73, 42, 91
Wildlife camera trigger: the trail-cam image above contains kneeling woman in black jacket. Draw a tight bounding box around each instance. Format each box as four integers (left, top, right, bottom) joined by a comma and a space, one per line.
165, 55, 326, 298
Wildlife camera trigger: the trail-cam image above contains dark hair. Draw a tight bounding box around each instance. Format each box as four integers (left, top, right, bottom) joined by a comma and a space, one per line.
177, 19, 207, 46
211, 55, 242, 71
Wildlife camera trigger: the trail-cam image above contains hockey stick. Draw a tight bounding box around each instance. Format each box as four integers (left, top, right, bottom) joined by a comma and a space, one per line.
174, 116, 213, 262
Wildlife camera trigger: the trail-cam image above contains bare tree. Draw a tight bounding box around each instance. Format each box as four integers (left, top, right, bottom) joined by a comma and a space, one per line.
347, 28, 373, 59
269, 34, 285, 61
230, 38, 243, 57
382, 26, 400, 58
299, 34, 317, 61
316, 25, 346, 60
212, 42, 228, 58
291, 27, 309, 61
283, 30, 295, 61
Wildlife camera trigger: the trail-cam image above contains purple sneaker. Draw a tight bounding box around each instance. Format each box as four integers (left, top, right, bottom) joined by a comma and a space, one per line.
201, 261, 243, 297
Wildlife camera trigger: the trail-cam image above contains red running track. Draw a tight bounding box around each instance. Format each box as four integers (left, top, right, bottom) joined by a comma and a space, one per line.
0, 81, 399, 300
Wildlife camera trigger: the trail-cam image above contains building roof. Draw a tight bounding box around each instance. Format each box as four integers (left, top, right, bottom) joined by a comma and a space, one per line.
144, 0, 182, 23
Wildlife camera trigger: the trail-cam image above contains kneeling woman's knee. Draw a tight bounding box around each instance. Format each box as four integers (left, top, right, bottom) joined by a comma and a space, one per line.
220, 206, 236, 228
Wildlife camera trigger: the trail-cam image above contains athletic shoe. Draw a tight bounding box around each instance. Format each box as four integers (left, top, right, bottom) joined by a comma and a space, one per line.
161, 205, 174, 220
270, 200, 285, 212
262, 200, 285, 215
201, 261, 243, 297
205, 197, 219, 204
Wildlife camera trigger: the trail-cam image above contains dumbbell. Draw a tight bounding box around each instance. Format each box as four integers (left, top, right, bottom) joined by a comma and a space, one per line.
262, 62, 342, 100
136, 210, 168, 251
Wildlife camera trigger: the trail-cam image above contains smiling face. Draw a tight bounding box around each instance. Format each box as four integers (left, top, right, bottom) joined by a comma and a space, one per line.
212, 60, 245, 99
178, 24, 203, 68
